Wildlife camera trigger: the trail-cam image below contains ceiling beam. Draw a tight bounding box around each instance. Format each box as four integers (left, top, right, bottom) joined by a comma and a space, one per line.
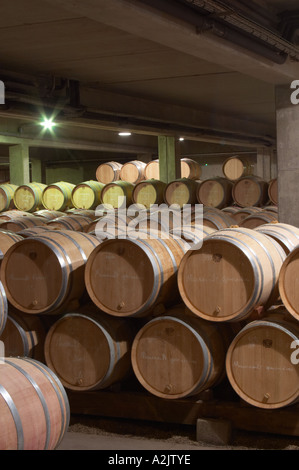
40, 0, 299, 85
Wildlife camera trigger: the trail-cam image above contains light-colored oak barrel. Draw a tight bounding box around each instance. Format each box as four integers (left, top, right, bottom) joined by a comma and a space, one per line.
170, 224, 216, 248
0, 230, 23, 262
33, 210, 65, 220
13, 183, 47, 213
1, 230, 100, 315
0, 184, 18, 212
222, 156, 253, 181
85, 236, 186, 317
255, 222, 299, 255
202, 211, 236, 230
132, 180, 167, 208
230, 206, 263, 224
239, 211, 278, 229
0, 281, 7, 335
197, 177, 233, 209
278, 246, 299, 321
17, 226, 58, 238
0, 215, 47, 232
178, 227, 286, 322
120, 160, 146, 184
221, 206, 240, 215
0, 310, 46, 361
164, 179, 200, 207
46, 215, 93, 232
268, 178, 278, 205
42, 181, 75, 211
131, 305, 234, 399
0, 357, 70, 450
90, 213, 133, 241
263, 205, 278, 213
225, 313, 299, 409
65, 208, 97, 219
96, 161, 123, 184
0, 210, 32, 221
101, 181, 134, 209
180, 158, 202, 180
44, 310, 135, 391
144, 159, 159, 180
232, 176, 269, 207
71, 180, 104, 210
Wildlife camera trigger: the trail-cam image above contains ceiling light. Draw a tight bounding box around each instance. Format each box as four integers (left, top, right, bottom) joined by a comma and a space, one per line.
40, 118, 56, 130
118, 132, 132, 136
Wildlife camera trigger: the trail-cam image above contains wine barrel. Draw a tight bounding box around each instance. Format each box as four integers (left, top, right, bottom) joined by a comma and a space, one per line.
91, 213, 132, 241
225, 313, 299, 409
178, 227, 286, 322
221, 206, 240, 215
132, 180, 167, 209
222, 156, 253, 181
120, 160, 146, 184
47, 215, 93, 232
202, 211, 236, 230
96, 161, 122, 184
42, 182, 75, 211
232, 176, 269, 207
164, 179, 200, 207
101, 181, 134, 209
44, 310, 135, 391
0, 357, 70, 450
0, 310, 46, 361
0, 184, 18, 212
131, 305, 233, 399
239, 211, 278, 229
13, 183, 47, 213
170, 224, 215, 248
231, 206, 263, 224
278, 246, 299, 321
268, 178, 278, 205
0, 216, 47, 232
85, 236, 186, 317
144, 159, 159, 180
197, 177, 233, 209
71, 180, 104, 210
65, 209, 97, 219
0, 281, 7, 335
17, 226, 57, 238
255, 222, 299, 255
0, 210, 31, 221
0, 230, 23, 262
180, 158, 201, 180
33, 210, 65, 220
1, 231, 100, 315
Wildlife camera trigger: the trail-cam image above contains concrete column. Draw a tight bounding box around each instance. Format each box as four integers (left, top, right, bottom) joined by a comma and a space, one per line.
30, 158, 42, 183
158, 136, 180, 183
276, 84, 299, 226
9, 144, 30, 185
256, 147, 272, 181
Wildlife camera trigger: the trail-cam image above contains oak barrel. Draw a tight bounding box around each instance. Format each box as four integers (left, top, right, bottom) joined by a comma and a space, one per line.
0, 184, 18, 212
278, 246, 299, 321
0, 230, 23, 262
226, 313, 299, 409
0, 281, 7, 335
85, 236, 186, 317
170, 224, 215, 248
0, 210, 32, 221
164, 178, 200, 207
131, 305, 233, 399
255, 222, 299, 255
144, 159, 159, 180
13, 183, 47, 213
42, 181, 75, 211
202, 211, 236, 230
96, 161, 122, 184
180, 158, 201, 180
47, 215, 93, 232
120, 160, 146, 184
0, 357, 70, 450
33, 210, 65, 220
197, 177, 233, 209
178, 227, 286, 322
44, 310, 135, 391
1, 230, 100, 315
0, 215, 47, 232
231, 206, 263, 224
101, 181, 134, 209
232, 176, 269, 207
222, 156, 253, 181
268, 178, 278, 205
0, 310, 46, 361
71, 180, 104, 210
132, 180, 167, 208
239, 211, 278, 229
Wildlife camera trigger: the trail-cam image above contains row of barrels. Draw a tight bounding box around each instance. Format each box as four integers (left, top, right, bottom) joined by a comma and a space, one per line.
0, 175, 278, 216
95, 155, 254, 184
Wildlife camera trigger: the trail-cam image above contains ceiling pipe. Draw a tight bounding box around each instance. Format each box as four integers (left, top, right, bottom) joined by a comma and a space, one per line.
138, 0, 288, 64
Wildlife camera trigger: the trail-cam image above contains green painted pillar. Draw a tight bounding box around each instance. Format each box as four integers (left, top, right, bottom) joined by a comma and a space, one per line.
9, 144, 30, 185
31, 158, 42, 183
158, 136, 181, 183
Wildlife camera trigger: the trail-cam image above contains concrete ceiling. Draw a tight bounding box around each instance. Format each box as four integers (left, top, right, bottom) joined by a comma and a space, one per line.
0, 0, 299, 160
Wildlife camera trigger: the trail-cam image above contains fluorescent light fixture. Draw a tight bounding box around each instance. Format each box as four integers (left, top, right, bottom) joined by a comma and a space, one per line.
179, 137, 185, 141
118, 132, 132, 136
